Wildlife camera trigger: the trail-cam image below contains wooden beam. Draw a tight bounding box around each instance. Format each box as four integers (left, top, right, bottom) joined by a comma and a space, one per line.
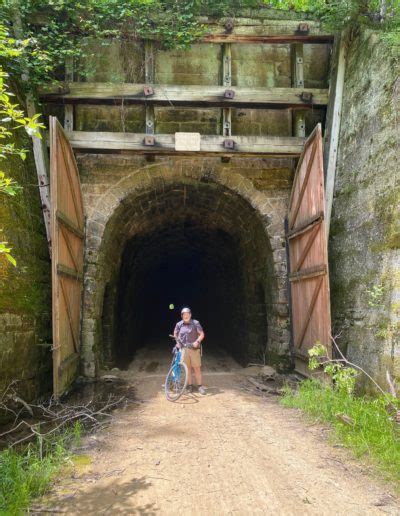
324, 31, 347, 239
144, 41, 155, 135
202, 20, 333, 43
286, 212, 324, 240
64, 55, 74, 131
289, 264, 327, 282
291, 43, 306, 138
53, 131, 305, 157
27, 13, 333, 43
12, 9, 51, 252
222, 43, 232, 137
39, 83, 329, 109
57, 263, 83, 281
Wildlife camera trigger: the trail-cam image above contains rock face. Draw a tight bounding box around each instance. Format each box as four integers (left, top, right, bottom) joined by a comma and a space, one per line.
329, 29, 400, 389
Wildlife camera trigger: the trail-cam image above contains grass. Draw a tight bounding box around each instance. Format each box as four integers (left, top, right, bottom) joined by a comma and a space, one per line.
0, 422, 82, 514
281, 379, 400, 484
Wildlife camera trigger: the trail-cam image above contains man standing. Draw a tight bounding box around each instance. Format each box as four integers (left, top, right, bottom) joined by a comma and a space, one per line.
174, 307, 206, 395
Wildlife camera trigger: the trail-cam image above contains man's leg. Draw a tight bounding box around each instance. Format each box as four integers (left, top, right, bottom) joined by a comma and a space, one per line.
193, 366, 202, 386
183, 349, 193, 391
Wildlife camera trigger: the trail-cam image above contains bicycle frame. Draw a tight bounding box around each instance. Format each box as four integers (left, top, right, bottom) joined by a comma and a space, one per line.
170, 347, 184, 380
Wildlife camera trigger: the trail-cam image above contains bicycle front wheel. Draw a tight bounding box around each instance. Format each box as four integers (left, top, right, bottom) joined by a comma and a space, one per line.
165, 361, 188, 401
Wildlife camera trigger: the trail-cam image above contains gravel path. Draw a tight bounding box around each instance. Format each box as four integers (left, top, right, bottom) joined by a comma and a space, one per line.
41, 347, 399, 515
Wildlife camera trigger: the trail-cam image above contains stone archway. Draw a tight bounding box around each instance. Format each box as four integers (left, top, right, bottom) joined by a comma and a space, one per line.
79, 157, 290, 377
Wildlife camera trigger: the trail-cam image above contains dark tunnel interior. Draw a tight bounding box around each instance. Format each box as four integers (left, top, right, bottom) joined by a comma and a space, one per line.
115, 219, 252, 366
98, 181, 274, 370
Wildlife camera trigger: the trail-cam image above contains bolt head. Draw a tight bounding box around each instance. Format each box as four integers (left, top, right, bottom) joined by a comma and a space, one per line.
144, 135, 155, 146
224, 89, 235, 99
223, 139, 235, 149
144, 85, 154, 96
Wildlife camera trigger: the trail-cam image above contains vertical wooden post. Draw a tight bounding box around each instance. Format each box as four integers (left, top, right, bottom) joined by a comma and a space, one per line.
324, 32, 347, 239
64, 56, 74, 132
145, 41, 155, 135
291, 43, 306, 138
222, 43, 232, 137
11, 8, 51, 251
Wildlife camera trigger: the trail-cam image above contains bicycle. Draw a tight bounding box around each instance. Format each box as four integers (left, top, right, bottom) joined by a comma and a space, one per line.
164, 336, 188, 401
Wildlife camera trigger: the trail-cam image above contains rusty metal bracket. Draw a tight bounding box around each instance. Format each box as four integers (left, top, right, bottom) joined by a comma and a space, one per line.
224, 89, 235, 99
223, 139, 235, 149
143, 135, 155, 146
300, 91, 313, 104
297, 23, 310, 34
225, 18, 234, 33
144, 85, 154, 96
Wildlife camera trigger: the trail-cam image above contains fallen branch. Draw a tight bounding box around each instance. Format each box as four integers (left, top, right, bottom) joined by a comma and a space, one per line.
0, 382, 128, 449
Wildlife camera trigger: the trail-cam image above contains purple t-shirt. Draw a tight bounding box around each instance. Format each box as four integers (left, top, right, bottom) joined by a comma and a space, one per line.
174, 319, 203, 346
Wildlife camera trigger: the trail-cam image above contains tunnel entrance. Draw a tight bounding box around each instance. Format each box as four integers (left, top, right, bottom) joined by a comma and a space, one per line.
81, 166, 284, 378
116, 220, 253, 365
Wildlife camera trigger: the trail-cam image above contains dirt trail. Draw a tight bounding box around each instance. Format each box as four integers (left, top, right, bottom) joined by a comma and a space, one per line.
42, 347, 399, 515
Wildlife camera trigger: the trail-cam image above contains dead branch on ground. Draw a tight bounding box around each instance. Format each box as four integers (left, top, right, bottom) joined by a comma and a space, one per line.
0, 381, 127, 450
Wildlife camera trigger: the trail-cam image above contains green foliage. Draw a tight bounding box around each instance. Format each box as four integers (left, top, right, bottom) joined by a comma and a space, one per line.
314, 0, 400, 32
308, 341, 358, 395
0, 423, 82, 514
2, 0, 399, 89
281, 379, 400, 483
0, 240, 17, 266
1, 0, 209, 87
0, 23, 45, 267
366, 283, 385, 308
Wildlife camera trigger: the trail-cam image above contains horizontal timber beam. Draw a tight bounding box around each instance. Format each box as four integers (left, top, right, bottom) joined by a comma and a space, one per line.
202, 20, 333, 44
47, 131, 305, 157
39, 83, 328, 109
29, 13, 333, 43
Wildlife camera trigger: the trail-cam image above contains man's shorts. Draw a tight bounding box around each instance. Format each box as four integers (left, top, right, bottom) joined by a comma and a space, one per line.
183, 347, 201, 368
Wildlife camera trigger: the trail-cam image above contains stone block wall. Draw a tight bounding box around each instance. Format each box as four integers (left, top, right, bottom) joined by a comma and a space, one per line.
61, 14, 331, 375
0, 129, 52, 405
77, 154, 293, 374
330, 30, 400, 388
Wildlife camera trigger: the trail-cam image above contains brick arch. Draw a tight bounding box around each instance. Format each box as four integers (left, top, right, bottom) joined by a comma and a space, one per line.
81, 159, 289, 376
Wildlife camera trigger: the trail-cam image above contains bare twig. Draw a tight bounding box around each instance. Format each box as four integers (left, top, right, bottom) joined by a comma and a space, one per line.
329, 334, 389, 398
386, 370, 398, 398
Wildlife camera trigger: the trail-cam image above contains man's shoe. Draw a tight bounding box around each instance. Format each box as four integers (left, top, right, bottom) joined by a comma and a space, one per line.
198, 385, 206, 395
186, 384, 193, 393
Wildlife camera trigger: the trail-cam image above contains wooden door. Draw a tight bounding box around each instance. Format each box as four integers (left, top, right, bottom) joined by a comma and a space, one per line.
287, 123, 331, 375
50, 116, 84, 398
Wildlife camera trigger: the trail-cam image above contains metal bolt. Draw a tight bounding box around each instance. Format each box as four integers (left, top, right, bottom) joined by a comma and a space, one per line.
224, 89, 235, 99
300, 91, 313, 103
144, 85, 154, 96
225, 19, 234, 33
223, 139, 235, 149
298, 23, 310, 34
144, 135, 155, 146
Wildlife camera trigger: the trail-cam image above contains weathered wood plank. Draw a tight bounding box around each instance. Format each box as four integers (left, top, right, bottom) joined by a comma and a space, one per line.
50, 117, 84, 399
287, 124, 331, 372
145, 41, 155, 135
56, 131, 305, 157
57, 263, 83, 281
39, 83, 329, 108
202, 19, 333, 43
222, 43, 232, 136
64, 55, 74, 131
324, 31, 347, 239
12, 10, 52, 252
291, 43, 306, 138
